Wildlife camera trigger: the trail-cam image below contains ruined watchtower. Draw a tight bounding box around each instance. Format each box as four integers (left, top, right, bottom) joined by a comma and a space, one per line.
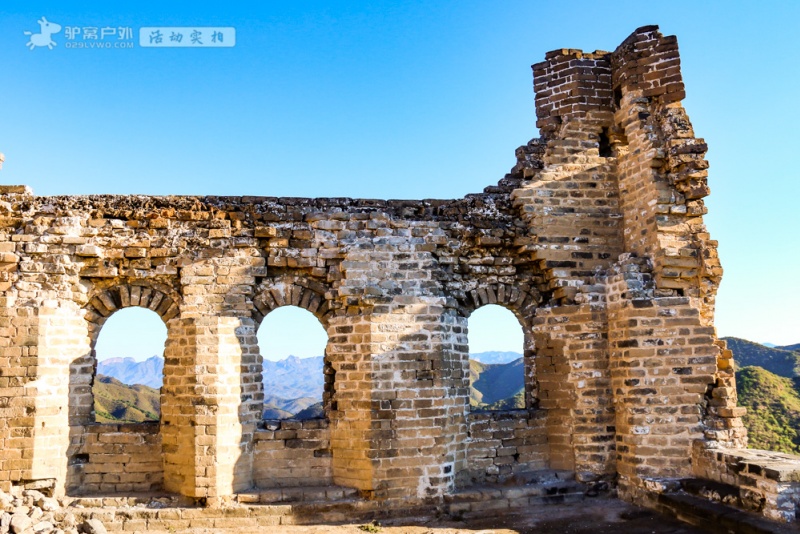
1, 25, 795, 525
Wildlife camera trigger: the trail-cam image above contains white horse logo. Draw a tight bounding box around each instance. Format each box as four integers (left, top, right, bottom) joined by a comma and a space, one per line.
24, 17, 62, 50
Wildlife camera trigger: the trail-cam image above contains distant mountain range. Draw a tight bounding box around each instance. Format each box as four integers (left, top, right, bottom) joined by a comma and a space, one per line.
97, 356, 164, 389
260, 355, 324, 420
97, 339, 800, 449
96, 354, 325, 421
263, 394, 319, 419
470, 357, 524, 410
95, 351, 526, 420
262, 355, 324, 400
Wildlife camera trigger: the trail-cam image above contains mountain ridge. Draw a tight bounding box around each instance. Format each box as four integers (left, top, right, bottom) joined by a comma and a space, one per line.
722, 337, 800, 377
94, 340, 800, 450
470, 351, 523, 365
97, 355, 164, 389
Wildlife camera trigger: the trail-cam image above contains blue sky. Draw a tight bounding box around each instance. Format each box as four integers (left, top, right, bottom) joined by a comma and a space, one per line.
3, 1, 798, 358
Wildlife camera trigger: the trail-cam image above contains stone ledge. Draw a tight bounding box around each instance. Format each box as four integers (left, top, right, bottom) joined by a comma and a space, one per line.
61, 480, 600, 531
235, 485, 358, 504
708, 447, 800, 483
65, 492, 194, 508
656, 492, 796, 534
0, 185, 33, 195
692, 443, 800, 522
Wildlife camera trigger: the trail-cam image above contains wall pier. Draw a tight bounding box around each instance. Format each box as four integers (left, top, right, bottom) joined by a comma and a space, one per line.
329, 299, 468, 500
532, 304, 616, 480
31, 305, 89, 497
162, 316, 259, 499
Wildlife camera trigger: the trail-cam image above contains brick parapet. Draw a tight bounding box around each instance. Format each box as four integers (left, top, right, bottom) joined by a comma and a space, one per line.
611, 25, 685, 107
458, 410, 549, 486
68, 422, 162, 494
533, 49, 613, 136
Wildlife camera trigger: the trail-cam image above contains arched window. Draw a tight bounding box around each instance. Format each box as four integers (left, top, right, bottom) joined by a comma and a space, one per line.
257, 305, 328, 420
468, 304, 525, 411
92, 307, 167, 423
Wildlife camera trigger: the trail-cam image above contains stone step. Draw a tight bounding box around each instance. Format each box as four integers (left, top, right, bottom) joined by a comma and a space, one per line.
65, 492, 194, 509
235, 485, 360, 505
446, 476, 593, 517
66, 478, 596, 528
678, 477, 800, 524
680, 477, 743, 505
656, 491, 796, 534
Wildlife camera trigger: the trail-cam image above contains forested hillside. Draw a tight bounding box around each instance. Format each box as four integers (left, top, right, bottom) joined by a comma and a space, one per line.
736, 366, 800, 454
726, 337, 800, 454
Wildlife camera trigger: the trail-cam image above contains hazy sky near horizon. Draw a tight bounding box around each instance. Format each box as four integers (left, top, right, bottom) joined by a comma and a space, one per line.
3, 1, 798, 356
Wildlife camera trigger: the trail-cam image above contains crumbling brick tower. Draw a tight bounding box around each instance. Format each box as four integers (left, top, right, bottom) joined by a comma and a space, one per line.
512, 25, 746, 498
0, 24, 769, 520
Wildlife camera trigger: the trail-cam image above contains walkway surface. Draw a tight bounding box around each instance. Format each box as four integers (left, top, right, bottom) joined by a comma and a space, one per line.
129, 497, 710, 534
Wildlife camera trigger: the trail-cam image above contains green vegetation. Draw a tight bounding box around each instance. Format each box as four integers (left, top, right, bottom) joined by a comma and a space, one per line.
93, 375, 160, 423
481, 390, 525, 411
725, 337, 800, 454
470, 357, 524, 411
736, 366, 800, 454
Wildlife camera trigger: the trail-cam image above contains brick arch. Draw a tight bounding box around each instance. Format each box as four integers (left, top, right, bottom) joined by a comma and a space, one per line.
458, 283, 540, 412
83, 282, 181, 344
455, 282, 541, 327
252, 276, 333, 327
254, 276, 335, 418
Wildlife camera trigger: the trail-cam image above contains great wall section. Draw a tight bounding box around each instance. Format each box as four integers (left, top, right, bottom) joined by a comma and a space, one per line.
1, 25, 799, 533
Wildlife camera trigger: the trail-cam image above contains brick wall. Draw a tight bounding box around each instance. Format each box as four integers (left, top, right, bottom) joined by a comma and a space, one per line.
458, 410, 549, 486
252, 420, 332, 488
68, 422, 162, 494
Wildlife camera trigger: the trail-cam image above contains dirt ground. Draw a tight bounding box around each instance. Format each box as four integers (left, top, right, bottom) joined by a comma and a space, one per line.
172, 498, 710, 534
